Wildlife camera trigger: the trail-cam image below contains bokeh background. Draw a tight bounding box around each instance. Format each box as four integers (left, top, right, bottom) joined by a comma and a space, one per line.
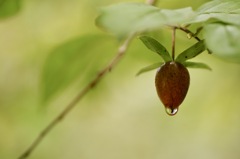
1, 0, 240, 159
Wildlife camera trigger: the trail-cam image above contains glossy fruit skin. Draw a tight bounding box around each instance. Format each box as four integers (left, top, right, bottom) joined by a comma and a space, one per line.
155, 61, 190, 110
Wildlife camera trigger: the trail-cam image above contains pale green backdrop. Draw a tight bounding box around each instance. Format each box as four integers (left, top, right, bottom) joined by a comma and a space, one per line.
1, 0, 240, 159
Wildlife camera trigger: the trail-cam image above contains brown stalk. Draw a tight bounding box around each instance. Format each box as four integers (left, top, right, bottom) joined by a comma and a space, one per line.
172, 27, 176, 60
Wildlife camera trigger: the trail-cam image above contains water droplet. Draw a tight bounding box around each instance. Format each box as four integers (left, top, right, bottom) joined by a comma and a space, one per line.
165, 107, 178, 116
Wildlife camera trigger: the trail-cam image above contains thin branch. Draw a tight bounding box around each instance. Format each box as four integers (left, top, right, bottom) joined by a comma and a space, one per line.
178, 26, 211, 54
17, 0, 158, 158
178, 27, 201, 41
17, 35, 134, 159
171, 27, 176, 60
194, 27, 203, 37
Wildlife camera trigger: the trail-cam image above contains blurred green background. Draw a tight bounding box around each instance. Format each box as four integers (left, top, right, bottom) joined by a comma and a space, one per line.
1, 0, 240, 159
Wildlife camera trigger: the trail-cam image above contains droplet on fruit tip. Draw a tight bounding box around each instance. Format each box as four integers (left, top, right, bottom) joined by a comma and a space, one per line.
165, 107, 178, 116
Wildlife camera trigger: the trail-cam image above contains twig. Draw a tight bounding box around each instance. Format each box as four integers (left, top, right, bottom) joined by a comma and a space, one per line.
178, 27, 201, 41
171, 27, 176, 60
17, 1, 158, 158
17, 35, 134, 159
178, 26, 211, 54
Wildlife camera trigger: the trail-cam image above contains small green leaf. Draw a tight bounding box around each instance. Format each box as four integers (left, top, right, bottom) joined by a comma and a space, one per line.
41, 34, 116, 103
136, 62, 163, 76
96, 3, 195, 39
183, 61, 212, 71
176, 40, 206, 63
0, 0, 21, 19
203, 23, 240, 63
139, 36, 172, 62
191, 0, 240, 25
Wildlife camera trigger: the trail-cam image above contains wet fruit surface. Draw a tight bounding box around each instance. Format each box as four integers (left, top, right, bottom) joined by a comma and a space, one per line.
155, 61, 190, 115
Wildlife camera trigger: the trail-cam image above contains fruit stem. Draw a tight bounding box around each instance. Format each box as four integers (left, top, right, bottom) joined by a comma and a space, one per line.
172, 27, 176, 61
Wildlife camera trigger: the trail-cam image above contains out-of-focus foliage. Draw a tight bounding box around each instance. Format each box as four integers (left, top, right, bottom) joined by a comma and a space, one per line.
97, 0, 240, 63
191, 0, 240, 25
0, 0, 21, 18
203, 23, 240, 63
41, 34, 116, 103
96, 3, 194, 39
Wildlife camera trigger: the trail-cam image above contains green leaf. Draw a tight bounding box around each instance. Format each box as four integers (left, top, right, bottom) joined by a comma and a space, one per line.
136, 62, 163, 76
96, 3, 195, 39
41, 34, 116, 103
203, 23, 240, 63
139, 36, 172, 62
191, 0, 240, 25
0, 0, 21, 19
176, 40, 206, 63
183, 61, 212, 71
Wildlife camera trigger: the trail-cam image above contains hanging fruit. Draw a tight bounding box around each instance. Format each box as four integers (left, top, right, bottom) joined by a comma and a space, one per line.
155, 61, 189, 115
137, 33, 210, 116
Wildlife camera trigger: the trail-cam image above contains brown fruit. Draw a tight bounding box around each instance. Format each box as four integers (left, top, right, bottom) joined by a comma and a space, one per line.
155, 61, 190, 115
